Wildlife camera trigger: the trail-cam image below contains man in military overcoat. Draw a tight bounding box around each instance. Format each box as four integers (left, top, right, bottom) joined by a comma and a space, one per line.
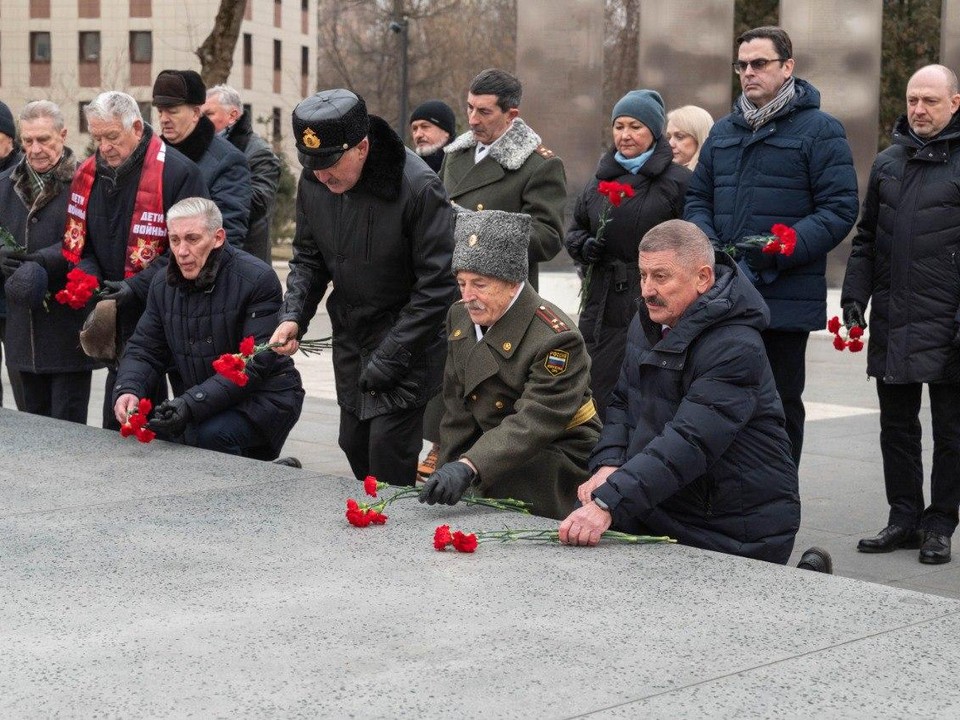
419, 210, 600, 520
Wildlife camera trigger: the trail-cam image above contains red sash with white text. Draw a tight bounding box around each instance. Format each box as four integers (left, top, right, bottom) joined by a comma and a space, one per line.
62, 134, 168, 278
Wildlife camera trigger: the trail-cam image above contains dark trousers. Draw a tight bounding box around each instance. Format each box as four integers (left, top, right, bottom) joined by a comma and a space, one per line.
339, 405, 424, 487
0, 318, 25, 410
762, 330, 808, 468
188, 409, 273, 459
102, 366, 168, 430
19, 370, 92, 424
877, 380, 960, 536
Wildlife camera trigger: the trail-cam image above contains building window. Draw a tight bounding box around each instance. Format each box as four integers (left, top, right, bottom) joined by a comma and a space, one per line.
275, 0, 282, 28
79, 0, 101, 18
301, 0, 309, 34
30, 32, 52, 63
245, 0, 252, 21
273, 40, 282, 71
30, 0, 51, 18
138, 102, 152, 125
243, 34, 253, 66
129, 0, 152, 16
79, 32, 101, 62
130, 31, 152, 63
272, 107, 282, 142
79, 102, 90, 133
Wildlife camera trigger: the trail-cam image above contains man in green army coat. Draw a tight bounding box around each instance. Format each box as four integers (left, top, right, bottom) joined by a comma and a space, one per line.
440, 68, 566, 291
419, 209, 601, 520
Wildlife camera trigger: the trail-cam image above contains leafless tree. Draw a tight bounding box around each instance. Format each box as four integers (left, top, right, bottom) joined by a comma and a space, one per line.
196, 0, 247, 86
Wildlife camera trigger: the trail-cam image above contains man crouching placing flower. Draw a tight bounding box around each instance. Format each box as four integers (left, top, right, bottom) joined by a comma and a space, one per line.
418, 209, 601, 520
113, 197, 305, 461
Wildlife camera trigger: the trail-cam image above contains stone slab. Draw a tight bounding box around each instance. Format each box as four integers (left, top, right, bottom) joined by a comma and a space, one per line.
2, 410, 960, 717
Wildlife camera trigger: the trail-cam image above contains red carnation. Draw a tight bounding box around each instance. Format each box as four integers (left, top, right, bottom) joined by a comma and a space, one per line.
833, 334, 847, 351
434, 524, 454, 550
827, 316, 842, 334
597, 180, 635, 207
452, 530, 478, 553
848, 325, 864, 339
848, 339, 864, 352
364, 475, 379, 498
239, 336, 256, 356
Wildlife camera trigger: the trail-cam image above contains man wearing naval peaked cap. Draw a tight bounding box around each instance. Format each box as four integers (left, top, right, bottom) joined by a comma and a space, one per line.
419, 208, 600, 520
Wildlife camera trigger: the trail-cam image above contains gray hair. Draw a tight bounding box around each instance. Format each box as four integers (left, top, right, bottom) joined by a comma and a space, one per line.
639, 219, 715, 271
206, 84, 243, 111
20, 100, 65, 131
166, 197, 222, 233
84, 91, 143, 130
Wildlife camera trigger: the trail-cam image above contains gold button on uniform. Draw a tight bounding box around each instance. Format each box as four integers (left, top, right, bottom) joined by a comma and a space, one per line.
470, 394, 478, 401
502, 341, 512, 351
495, 400, 504, 409
476, 203, 484, 211
453, 329, 462, 337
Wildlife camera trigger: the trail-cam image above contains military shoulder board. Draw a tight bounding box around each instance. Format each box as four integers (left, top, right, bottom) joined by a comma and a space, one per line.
535, 144, 556, 159
536, 305, 569, 333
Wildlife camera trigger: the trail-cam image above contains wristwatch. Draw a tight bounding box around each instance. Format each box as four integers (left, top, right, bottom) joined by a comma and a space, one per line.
591, 494, 611, 512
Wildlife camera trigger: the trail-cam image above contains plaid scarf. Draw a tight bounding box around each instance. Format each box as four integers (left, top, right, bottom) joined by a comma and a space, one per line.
738, 77, 796, 130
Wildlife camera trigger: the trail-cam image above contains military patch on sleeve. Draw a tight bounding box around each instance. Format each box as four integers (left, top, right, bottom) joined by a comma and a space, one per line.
544, 349, 569, 376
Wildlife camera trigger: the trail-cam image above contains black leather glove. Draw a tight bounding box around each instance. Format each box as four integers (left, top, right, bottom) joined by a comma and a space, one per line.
842, 301, 867, 330
147, 397, 191, 436
101, 280, 134, 308
418, 461, 477, 506
735, 242, 777, 273
581, 237, 605, 264
0, 247, 28, 279
358, 355, 402, 393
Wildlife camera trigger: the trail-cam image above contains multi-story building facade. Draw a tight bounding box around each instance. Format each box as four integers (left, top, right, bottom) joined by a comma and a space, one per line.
0, 0, 316, 164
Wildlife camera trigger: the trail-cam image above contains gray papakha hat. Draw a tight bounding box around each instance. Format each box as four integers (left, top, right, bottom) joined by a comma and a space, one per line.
451, 209, 530, 284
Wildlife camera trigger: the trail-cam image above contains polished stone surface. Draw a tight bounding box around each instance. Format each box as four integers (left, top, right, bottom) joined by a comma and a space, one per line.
2, 407, 960, 717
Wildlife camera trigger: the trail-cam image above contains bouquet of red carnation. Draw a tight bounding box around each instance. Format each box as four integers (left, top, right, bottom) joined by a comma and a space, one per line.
578, 181, 636, 313
119, 397, 156, 443
827, 315, 864, 352
345, 475, 532, 528
55, 268, 101, 310
728, 223, 798, 258
432, 525, 676, 553
213, 334, 333, 387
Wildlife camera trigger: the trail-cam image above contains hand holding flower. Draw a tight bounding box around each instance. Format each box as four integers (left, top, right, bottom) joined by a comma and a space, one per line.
558, 502, 613, 546
419, 460, 477, 506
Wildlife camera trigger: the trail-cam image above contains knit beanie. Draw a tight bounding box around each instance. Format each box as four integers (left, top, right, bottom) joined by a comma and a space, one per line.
5, 262, 48, 310
452, 209, 530, 283
611, 90, 665, 138
0, 100, 15, 139
409, 100, 456, 138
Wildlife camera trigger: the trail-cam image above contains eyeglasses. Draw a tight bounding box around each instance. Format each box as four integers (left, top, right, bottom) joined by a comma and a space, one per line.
732, 58, 786, 74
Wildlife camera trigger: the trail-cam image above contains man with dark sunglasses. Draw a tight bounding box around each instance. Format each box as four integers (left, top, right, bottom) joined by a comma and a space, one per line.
684, 25, 859, 470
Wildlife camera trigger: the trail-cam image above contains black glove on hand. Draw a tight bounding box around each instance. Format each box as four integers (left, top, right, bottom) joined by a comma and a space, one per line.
735, 242, 777, 273
418, 461, 477, 506
842, 301, 867, 330
147, 397, 191, 436
0, 247, 27, 279
101, 280, 134, 308
358, 355, 402, 393
580, 237, 605, 264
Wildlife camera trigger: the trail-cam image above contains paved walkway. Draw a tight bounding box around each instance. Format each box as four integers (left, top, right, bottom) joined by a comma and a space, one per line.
3, 269, 956, 599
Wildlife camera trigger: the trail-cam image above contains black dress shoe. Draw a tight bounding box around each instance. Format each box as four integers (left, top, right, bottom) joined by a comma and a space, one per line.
797, 546, 833, 574
273, 456, 302, 468
857, 524, 921, 553
919, 532, 951, 564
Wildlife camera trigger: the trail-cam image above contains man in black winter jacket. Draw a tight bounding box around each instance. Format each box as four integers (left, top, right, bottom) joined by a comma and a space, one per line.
115, 197, 304, 459
271, 89, 456, 487
560, 220, 803, 566
842, 64, 960, 566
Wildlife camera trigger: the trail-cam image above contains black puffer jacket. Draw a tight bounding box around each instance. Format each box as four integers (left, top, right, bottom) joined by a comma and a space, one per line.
77, 126, 208, 343
591, 253, 800, 564
281, 115, 457, 420
842, 111, 960, 384
565, 139, 691, 417
114, 244, 304, 458
0, 150, 100, 373
225, 112, 280, 263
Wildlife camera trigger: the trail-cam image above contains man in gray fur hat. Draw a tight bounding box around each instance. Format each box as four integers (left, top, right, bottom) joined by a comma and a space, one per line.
418, 209, 600, 520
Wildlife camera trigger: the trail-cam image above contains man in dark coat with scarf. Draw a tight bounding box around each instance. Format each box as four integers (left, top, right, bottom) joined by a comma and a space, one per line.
152, 70, 251, 250
270, 89, 456, 488
114, 197, 304, 459
0, 101, 98, 423
418, 209, 601, 520
203, 84, 282, 264
684, 26, 859, 468
560, 220, 805, 567
842, 64, 960, 565
70, 90, 208, 428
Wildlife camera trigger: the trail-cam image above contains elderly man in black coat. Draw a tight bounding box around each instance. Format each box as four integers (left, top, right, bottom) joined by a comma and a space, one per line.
842, 64, 960, 565
271, 89, 456, 487
560, 220, 819, 568
114, 198, 304, 460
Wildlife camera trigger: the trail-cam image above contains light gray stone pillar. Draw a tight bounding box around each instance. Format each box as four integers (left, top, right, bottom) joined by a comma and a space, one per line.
635, 0, 736, 121
516, 0, 605, 198
942, 0, 960, 72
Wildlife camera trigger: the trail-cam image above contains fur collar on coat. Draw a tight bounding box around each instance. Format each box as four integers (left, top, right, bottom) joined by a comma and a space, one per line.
444, 118, 542, 171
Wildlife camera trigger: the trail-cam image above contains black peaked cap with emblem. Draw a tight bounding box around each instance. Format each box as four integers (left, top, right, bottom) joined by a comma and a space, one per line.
293, 89, 370, 170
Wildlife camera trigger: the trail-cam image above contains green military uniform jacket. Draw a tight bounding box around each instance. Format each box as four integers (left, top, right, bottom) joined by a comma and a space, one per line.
441, 119, 566, 290
439, 284, 601, 519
